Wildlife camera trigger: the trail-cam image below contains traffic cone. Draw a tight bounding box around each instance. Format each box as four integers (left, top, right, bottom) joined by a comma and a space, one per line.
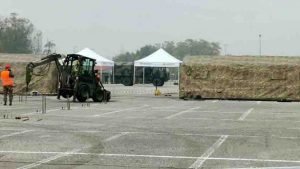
154, 89, 161, 96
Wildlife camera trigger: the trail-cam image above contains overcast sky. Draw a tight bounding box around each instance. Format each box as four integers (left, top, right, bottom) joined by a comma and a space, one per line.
1, 0, 300, 58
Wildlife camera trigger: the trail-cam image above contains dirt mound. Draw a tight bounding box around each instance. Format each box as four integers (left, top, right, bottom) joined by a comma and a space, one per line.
180, 56, 300, 101
0, 53, 58, 94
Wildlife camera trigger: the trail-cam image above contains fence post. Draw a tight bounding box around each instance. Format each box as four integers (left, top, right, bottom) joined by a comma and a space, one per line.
42, 95, 46, 114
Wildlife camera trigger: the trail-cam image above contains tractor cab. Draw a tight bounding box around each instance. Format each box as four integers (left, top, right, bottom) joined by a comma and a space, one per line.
59, 54, 110, 102
59, 54, 95, 98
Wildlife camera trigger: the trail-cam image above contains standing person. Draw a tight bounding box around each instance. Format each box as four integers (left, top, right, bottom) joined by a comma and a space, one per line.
1, 64, 14, 106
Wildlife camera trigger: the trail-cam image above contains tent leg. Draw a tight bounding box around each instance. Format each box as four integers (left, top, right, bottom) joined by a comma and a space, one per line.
112, 66, 114, 84
133, 66, 135, 85
143, 67, 145, 84
100, 66, 103, 83
178, 66, 180, 84
178, 66, 180, 96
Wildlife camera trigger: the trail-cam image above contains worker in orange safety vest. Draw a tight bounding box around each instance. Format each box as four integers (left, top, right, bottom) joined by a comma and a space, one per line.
0, 64, 14, 106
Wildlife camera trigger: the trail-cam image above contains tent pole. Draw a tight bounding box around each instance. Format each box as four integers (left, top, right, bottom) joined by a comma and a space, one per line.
143, 67, 145, 84
178, 66, 180, 97
178, 65, 180, 84
133, 65, 136, 85
112, 66, 114, 84
100, 66, 103, 82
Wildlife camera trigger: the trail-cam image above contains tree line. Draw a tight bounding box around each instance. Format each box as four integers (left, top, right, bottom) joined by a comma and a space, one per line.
0, 13, 221, 58
0, 13, 55, 54
113, 39, 221, 62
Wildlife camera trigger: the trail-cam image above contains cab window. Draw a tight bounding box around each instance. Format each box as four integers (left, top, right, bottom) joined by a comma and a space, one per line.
81, 58, 94, 76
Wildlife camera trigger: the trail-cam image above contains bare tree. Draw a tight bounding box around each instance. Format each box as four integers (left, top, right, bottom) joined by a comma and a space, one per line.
32, 31, 43, 54
43, 40, 56, 54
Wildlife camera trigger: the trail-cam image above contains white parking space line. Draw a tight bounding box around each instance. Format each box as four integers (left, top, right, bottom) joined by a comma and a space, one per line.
20, 105, 100, 116
189, 135, 228, 169
238, 108, 254, 121
17, 147, 87, 169
92, 110, 123, 117
1, 129, 298, 140
0, 150, 197, 159
21, 108, 61, 116
0, 150, 59, 154
209, 157, 300, 163
4, 150, 300, 164
165, 107, 201, 119
103, 132, 128, 142
172, 117, 300, 123
0, 130, 33, 139
226, 166, 300, 169
47, 108, 61, 113
16, 132, 128, 169
93, 105, 148, 117
1, 106, 36, 110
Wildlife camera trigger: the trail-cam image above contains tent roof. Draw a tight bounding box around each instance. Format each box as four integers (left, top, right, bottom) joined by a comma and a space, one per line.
77, 48, 114, 66
134, 48, 182, 67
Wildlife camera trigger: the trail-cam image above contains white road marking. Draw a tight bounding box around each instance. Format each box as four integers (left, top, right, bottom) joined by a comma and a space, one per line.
3, 150, 300, 164
20, 105, 103, 116
0, 150, 59, 154
0, 130, 33, 139
208, 157, 300, 163
0, 128, 297, 140
17, 147, 85, 169
256, 101, 262, 104
238, 108, 254, 121
151, 106, 180, 109
0, 150, 191, 158
196, 110, 216, 113
189, 135, 228, 169
21, 108, 61, 116
103, 132, 128, 142
0, 128, 25, 131
93, 110, 124, 117
39, 135, 51, 138
165, 107, 201, 119
176, 117, 300, 123
93, 105, 148, 117
227, 166, 300, 169
218, 112, 243, 114
47, 108, 61, 113
1, 106, 36, 110
16, 132, 128, 169
20, 112, 35, 116
212, 100, 219, 103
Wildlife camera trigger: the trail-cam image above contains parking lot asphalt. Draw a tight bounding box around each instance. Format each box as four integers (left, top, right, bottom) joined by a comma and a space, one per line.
0, 84, 300, 169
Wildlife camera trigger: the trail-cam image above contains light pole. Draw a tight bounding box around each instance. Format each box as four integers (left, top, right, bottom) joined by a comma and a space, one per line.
223, 44, 228, 56
259, 34, 262, 56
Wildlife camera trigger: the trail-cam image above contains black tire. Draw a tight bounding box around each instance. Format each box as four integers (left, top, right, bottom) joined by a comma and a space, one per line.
152, 79, 164, 86
61, 92, 73, 99
92, 88, 104, 102
105, 90, 111, 102
77, 85, 89, 102
158, 80, 164, 86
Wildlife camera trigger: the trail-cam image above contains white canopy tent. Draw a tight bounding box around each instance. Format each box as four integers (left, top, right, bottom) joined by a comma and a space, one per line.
77, 48, 114, 67
134, 48, 182, 84
77, 48, 114, 83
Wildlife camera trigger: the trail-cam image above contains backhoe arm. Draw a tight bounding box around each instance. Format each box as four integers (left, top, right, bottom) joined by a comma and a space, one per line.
26, 53, 62, 91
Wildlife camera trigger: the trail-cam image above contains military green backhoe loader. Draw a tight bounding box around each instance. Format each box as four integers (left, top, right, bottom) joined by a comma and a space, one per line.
26, 53, 110, 102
